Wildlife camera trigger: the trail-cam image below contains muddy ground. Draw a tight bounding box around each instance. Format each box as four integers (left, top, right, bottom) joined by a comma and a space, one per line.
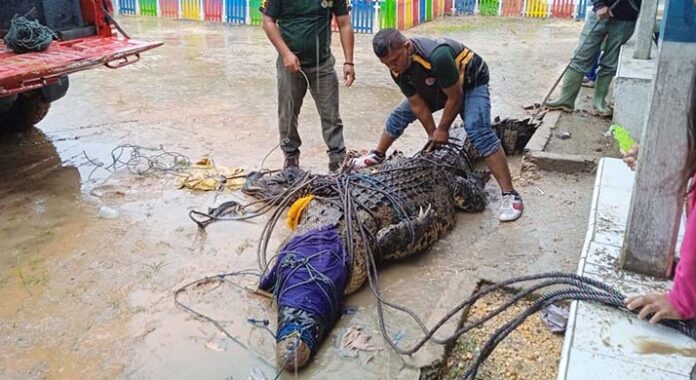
0, 16, 592, 380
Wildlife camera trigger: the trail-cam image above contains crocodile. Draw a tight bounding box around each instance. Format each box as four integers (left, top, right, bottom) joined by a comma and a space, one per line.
242, 118, 539, 371
241, 123, 487, 370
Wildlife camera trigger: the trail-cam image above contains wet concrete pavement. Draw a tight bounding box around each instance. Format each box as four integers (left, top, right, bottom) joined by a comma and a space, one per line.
1, 16, 591, 379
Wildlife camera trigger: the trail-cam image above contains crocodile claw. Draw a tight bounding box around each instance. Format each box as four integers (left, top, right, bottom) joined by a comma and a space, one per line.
418, 204, 432, 218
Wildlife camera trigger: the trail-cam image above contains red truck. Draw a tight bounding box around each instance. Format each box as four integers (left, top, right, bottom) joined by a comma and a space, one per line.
0, 0, 162, 131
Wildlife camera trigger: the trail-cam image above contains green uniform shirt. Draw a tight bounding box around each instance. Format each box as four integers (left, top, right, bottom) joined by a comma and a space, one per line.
261, 0, 349, 67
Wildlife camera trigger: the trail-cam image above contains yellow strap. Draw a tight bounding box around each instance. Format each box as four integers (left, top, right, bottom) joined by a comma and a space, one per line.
455, 48, 470, 64
411, 54, 432, 70
458, 51, 475, 83
287, 195, 315, 230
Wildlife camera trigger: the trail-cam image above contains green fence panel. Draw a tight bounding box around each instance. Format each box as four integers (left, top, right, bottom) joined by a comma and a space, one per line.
478, 0, 499, 15
380, 0, 397, 29
139, 0, 158, 16
426, 0, 432, 20
249, 0, 262, 25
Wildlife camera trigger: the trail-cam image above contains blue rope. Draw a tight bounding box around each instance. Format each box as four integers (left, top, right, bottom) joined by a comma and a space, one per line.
276, 322, 318, 354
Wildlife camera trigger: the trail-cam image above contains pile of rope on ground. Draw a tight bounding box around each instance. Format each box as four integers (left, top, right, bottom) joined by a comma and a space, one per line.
81, 144, 190, 181
3, 15, 56, 53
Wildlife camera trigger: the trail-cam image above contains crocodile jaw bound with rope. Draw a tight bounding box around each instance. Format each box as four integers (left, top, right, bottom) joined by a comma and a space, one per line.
249, 123, 490, 371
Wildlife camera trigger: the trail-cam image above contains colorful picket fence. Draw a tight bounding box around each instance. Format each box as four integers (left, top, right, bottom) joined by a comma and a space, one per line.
249, 0, 263, 25
479, 0, 499, 15
551, 0, 574, 17
501, 0, 523, 16
181, 0, 201, 19
525, 0, 548, 17
205, 0, 223, 21
352, 0, 376, 33
454, 0, 476, 15
380, 0, 397, 29
139, 0, 158, 16
115, 0, 592, 34
226, 0, 247, 23
160, 0, 179, 18
576, 0, 589, 19
118, 0, 137, 14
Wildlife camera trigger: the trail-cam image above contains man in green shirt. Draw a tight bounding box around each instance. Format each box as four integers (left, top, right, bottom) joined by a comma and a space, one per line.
261, 0, 355, 172
352, 29, 523, 222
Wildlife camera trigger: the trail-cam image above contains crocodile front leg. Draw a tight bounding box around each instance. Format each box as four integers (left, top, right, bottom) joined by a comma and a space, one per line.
375, 205, 440, 261
451, 174, 489, 213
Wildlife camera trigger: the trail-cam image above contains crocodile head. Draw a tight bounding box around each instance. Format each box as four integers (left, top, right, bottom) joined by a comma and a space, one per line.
274, 306, 323, 371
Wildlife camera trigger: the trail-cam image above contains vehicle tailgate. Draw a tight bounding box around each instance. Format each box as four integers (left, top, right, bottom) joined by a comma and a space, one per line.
0, 36, 163, 96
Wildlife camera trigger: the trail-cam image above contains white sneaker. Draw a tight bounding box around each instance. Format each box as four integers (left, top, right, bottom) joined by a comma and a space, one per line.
351, 150, 385, 169
499, 192, 523, 222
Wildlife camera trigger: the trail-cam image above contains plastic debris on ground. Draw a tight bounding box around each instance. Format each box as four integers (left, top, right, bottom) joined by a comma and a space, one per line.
98, 206, 120, 219
539, 304, 570, 334
205, 331, 237, 352
556, 131, 572, 140
178, 157, 245, 191
341, 326, 382, 352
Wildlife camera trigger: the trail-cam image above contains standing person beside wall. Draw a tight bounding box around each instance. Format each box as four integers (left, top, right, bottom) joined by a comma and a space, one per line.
545, 0, 641, 117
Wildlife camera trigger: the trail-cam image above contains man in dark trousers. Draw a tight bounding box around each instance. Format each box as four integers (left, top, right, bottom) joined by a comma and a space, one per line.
351, 29, 523, 222
261, 0, 355, 172
544, 0, 640, 116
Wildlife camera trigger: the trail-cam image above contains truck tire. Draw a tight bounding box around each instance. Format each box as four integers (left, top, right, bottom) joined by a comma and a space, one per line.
0, 92, 51, 133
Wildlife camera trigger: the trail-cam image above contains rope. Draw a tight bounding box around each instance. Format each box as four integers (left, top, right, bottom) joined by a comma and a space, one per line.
172, 270, 279, 373
3, 15, 57, 54
81, 144, 191, 182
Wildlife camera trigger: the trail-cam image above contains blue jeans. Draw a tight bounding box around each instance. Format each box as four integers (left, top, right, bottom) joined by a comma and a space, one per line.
384, 84, 501, 157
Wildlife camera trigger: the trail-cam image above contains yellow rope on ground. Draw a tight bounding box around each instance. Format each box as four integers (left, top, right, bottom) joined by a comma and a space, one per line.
287, 195, 315, 230
177, 157, 245, 191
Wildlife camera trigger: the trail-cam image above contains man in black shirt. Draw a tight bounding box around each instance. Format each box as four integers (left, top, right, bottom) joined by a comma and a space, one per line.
352, 29, 523, 222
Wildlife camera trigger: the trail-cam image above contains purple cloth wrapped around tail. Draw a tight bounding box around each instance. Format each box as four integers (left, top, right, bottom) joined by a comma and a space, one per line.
259, 225, 349, 326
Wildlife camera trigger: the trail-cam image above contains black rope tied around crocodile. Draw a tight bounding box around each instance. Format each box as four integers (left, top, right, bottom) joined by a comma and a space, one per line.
181, 137, 696, 378
3, 15, 57, 54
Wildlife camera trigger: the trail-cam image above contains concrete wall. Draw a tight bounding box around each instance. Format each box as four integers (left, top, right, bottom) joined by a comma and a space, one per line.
612, 40, 655, 142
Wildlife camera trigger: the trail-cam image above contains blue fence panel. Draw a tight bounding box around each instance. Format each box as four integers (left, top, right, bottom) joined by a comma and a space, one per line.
576, 0, 587, 19
226, 0, 247, 23
351, 0, 375, 33
455, 0, 476, 15
118, 0, 137, 14
420, 0, 428, 21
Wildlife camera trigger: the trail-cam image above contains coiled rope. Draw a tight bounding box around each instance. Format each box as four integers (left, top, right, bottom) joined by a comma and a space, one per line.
3, 15, 56, 54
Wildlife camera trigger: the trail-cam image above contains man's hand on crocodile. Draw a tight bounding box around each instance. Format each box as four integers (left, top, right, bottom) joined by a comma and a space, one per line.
432, 128, 449, 145
425, 128, 449, 152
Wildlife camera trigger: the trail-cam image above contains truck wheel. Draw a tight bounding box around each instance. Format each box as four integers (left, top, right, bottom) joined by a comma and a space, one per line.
0, 92, 51, 133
